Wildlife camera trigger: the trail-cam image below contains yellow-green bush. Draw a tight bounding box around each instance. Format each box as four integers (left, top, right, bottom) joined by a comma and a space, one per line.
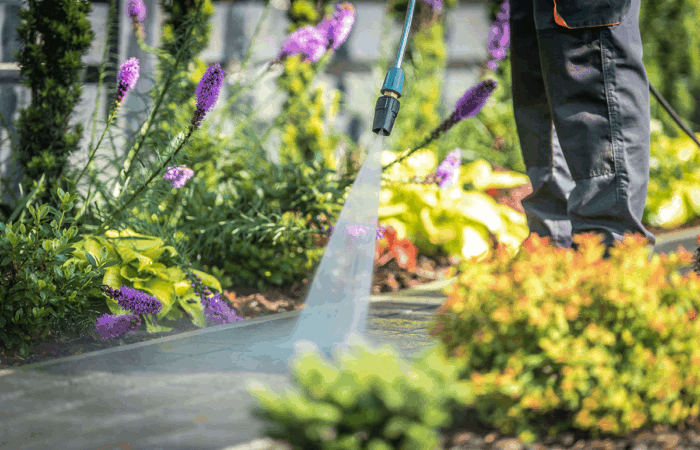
428, 232, 700, 444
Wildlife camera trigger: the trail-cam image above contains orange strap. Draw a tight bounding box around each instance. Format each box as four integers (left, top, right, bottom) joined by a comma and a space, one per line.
553, 0, 622, 29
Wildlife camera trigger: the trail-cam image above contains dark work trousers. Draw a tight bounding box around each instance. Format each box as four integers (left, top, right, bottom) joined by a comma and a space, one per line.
510, 0, 656, 258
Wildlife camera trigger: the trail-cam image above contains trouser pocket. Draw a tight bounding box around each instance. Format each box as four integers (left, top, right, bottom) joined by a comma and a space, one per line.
552, 0, 632, 29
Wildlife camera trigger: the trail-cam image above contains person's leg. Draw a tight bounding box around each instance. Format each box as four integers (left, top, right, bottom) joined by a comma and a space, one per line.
532, 0, 657, 258
510, 0, 576, 250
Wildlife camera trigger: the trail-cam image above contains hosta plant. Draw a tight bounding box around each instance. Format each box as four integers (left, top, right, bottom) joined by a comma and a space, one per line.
378, 154, 531, 264
428, 231, 700, 444
65, 228, 223, 333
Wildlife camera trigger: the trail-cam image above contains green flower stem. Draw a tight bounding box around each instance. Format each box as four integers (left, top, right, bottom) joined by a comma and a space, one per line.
112, 0, 206, 201
75, 106, 119, 187
95, 126, 195, 236
247, 50, 335, 158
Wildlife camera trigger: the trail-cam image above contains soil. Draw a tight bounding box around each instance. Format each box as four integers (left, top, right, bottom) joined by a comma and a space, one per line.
4, 176, 700, 450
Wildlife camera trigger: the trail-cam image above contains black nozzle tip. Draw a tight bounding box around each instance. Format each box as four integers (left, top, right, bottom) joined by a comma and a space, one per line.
372, 95, 400, 136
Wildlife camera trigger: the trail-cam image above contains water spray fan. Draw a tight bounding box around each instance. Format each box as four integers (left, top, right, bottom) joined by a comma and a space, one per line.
372, 0, 416, 136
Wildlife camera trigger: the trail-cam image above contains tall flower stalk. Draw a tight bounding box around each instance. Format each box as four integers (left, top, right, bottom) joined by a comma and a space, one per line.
338, 79, 497, 182
95, 62, 225, 236
110, 0, 209, 201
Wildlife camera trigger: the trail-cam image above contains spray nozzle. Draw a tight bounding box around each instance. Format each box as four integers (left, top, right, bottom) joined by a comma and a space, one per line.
372, 67, 404, 136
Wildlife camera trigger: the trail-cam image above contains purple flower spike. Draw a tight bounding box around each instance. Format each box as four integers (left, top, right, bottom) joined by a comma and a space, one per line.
454, 80, 498, 122
117, 285, 162, 316
317, 3, 356, 51
278, 26, 329, 63
435, 149, 461, 189
191, 63, 225, 130
163, 165, 195, 189
95, 313, 142, 340
126, 0, 147, 22
115, 57, 140, 105
201, 292, 244, 325
423, 0, 442, 11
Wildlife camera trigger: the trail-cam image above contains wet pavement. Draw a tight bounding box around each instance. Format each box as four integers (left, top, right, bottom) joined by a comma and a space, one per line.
0, 229, 697, 450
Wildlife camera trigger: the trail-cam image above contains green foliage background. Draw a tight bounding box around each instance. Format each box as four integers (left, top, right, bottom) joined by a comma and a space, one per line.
12, 0, 95, 211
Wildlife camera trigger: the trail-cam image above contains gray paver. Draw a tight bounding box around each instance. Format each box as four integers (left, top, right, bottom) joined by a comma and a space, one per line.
0, 231, 696, 450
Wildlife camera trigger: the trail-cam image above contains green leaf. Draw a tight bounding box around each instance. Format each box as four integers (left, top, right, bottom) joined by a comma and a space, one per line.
103, 265, 123, 288
6, 231, 18, 247
85, 252, 97, 270
189, 269, 223, 293
177, 293, 207, 328
141, 314, 173, 333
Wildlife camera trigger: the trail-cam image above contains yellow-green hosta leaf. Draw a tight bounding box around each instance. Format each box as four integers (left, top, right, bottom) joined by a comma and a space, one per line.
491, 230, 526, 259
683, 183, 700, 216
106, 229, 164, 252
166, 266, 186, 283
133, 279, 177, 319
103, 265, 124, 288
164, 307, 184, 321
141, 314, 173, 333
120, 265, 151, 283
189, 269, 223, 293
173, 280, 193, 297
478, 171, 530, 191
444, 224, 491, 263
92, 236, 119, 260
420, 208, 457, 245
140, 244, 178, 261
139, 262, 169, 277
178, 293, 208, 328
378, 203, 409, 218
452, 192, 504, 234
648, 194, 690, 229
461, 159, 492, 188
84, 238, 103, 260
379, 186, 396, 205
495, 204, 527, 226
111, 241, 155, 272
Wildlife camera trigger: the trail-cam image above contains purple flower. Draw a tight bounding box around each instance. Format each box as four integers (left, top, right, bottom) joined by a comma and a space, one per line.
454, 79, 498, 122
117, 285, 162, 316
316, 3, 356, 51
423, 0, 442, 10
191, 63, 225, 130
277, 26, 329, 63
435, 149, 461, 189
487, 21, 509, 61
497, 0, 510, 22
201, 292, 244, 325
486, 1, 510, 71
115, 57, 140, 105
95, 313, 142, 340
163, 165, 195, 189
126, 0, 147, 22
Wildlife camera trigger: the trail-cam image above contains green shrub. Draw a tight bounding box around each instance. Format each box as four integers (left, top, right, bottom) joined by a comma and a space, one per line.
12, 0, 95, 211
162, 157, 352, 292
0, 190, 112, 357
428, 232, 700, 444
247, 336, 460, 450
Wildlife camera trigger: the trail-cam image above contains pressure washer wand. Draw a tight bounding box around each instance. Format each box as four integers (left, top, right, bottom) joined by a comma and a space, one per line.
372, 0, 417, 136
